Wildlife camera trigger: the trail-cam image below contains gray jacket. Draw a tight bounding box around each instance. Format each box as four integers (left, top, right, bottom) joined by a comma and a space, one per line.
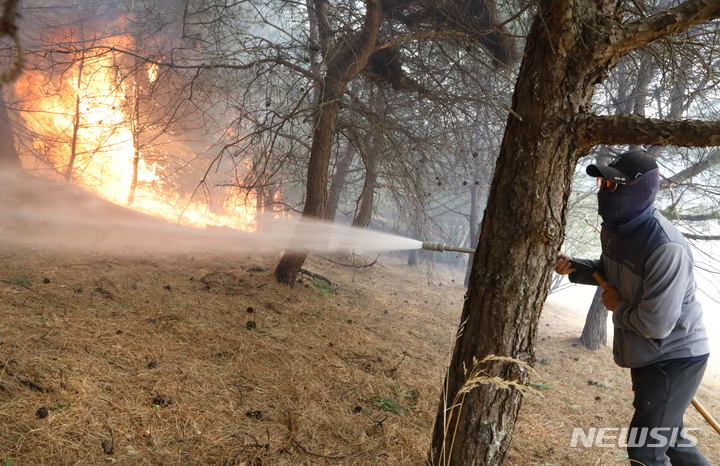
569, 206, 710, 368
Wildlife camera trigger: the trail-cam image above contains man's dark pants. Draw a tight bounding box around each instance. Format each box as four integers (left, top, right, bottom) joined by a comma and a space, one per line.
628, 358, 711, 466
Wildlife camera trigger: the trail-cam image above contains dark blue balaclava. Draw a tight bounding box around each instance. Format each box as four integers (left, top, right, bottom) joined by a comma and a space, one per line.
597, 167, 659, 228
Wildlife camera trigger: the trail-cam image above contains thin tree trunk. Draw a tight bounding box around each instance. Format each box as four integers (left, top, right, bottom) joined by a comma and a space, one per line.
266, 183, 277, 215
581, 287, 608, 349
352, 90, 384, 228
628, 56, 656, 152
406, 202, 422, 266
407, 249, 419, 266
64, 48, 85, 182
352, 148, 377, 228
0, 89, 21, 170
463, 224, 480, 287
407, 152, 426, 267
256, 186, 266, 219
305, 0, 321, 106
324, 82, 360, 222
254, 182, 275, 231
128, 64, 142, 206
324, 140, 355, 221
464, 171, 481, 286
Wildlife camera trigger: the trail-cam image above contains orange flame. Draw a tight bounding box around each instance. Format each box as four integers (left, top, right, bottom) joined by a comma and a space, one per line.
14, 37, 257, 231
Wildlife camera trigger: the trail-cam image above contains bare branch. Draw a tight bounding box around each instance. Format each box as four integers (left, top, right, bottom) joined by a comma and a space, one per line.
581, 114, 720, 149
35, 46, 316, 80
660, 209, 720, 221
660, 149, 720, 188
684, 233, 720, 240
607, 0, 720, 59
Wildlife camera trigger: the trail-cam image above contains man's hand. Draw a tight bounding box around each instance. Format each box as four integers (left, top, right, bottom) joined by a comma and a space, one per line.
555, 253, 577, 275
601, 287, 622, 311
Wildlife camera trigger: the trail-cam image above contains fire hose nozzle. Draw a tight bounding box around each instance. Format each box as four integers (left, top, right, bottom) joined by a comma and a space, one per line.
421, 241, 476, 254
422, 241, 446, 252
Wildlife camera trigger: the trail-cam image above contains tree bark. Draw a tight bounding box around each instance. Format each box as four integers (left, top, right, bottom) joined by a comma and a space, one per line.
581, 287, 608, 350
429, 0, 720, 464
584, 114, 720, 147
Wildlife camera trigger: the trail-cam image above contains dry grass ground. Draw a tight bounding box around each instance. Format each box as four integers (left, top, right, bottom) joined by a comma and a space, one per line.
0, 248, 463, 466
1, 247, 719, 465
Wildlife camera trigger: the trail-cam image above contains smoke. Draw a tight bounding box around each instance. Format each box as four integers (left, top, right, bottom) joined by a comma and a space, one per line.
0, 172, 422, 255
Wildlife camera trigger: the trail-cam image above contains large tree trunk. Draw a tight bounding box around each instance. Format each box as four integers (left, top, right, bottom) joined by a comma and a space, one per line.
429, 0, 720, 464
429, 3, 605, 457
0, 89, 21, 170
581, 287, 608, 350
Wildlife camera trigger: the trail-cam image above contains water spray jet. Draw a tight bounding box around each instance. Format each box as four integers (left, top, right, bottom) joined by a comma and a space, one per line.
1, 172, 486, 257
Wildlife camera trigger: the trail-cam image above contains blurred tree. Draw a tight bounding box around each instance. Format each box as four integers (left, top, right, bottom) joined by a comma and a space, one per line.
0, 89, 21, 169
1, 0, 23, 172
0, 0, 23, 86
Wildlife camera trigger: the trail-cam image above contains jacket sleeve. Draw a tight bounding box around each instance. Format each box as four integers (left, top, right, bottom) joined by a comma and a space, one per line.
568, 258, 605, 286
612, 243, 692, 339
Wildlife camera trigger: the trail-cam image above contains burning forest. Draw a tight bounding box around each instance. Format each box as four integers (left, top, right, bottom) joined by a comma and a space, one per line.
6, 2, 269, 231
1, 0, 498, 256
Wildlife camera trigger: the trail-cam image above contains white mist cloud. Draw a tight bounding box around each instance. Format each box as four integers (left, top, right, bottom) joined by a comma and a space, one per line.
0, 172, 422, 255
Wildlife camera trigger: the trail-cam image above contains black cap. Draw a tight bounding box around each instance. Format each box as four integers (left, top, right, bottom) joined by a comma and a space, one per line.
586, 150, 658, 184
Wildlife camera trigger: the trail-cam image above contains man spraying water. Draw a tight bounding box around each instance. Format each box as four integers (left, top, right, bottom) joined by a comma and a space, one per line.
555, 150, 712, 466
